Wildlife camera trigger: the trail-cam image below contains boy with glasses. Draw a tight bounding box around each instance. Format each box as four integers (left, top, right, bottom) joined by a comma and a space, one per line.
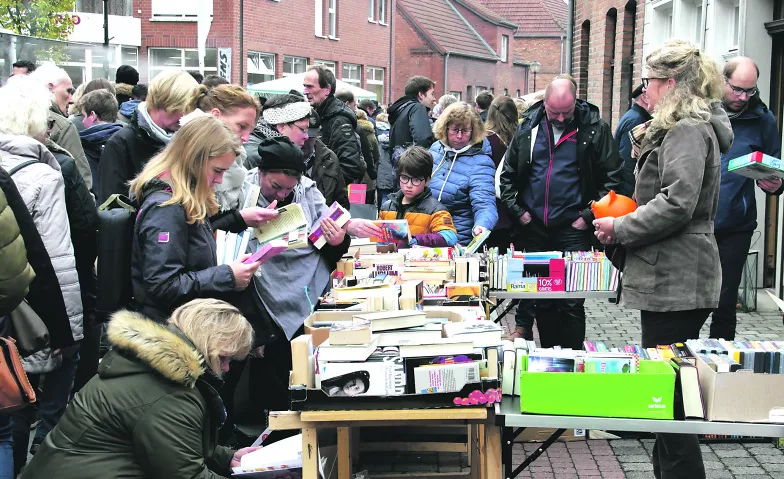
379, 146, 458, 247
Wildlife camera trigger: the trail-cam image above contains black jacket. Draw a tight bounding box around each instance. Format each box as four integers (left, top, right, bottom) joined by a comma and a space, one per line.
97, 110, 166, 204
613, 103, 652, 197
500, 99, 621, 225
131, 180, 237, 322
312, 139, 350, 210
388, 96, 434, 151
316, 96, 366, 184
0, 168, 73, 348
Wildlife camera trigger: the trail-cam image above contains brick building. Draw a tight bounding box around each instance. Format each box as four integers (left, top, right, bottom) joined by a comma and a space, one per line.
571, 0, 644, 128
135, 0, 394, 103
393, 0, 529, 102
477, 0, 569, 92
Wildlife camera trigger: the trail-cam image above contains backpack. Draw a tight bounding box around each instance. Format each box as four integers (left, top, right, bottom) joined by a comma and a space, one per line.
95, 194, 138, 320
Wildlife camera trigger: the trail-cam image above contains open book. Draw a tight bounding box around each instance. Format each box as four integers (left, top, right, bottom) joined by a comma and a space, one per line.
232, 433, 302, 477
254, 203, 309, 249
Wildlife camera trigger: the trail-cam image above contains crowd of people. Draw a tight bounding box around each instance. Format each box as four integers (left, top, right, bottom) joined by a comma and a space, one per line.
0, 37, 781, 479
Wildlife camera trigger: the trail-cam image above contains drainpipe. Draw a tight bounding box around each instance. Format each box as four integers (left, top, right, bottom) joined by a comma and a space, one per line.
566, 0, 574, 75
560, 35, 565, 73
239, 0, 244, 85
443, 51, 450, 95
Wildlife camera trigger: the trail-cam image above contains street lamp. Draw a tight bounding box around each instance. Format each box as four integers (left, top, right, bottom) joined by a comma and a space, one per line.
530, 61, 541, 92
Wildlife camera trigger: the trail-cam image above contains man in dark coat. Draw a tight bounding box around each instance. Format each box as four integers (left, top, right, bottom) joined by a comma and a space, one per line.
388, 76, 436, 153
614, 83, 652, 197
711, 56, 783, 340
78, 89, 124, 197
303, 66, 366, 184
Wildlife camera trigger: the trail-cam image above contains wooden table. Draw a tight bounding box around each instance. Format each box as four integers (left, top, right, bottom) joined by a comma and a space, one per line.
268, 408, 501, 479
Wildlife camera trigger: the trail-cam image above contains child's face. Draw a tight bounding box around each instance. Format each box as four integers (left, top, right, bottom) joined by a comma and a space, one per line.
399, 172, 429, 199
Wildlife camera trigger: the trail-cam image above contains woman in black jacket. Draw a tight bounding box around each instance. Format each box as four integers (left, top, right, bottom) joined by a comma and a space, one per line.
129, 115, 263, 323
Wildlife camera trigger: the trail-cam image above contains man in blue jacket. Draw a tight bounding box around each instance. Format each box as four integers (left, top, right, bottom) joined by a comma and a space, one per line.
711, 57, 783, 340
613, 83, 651, 197
499, 77, 621, 349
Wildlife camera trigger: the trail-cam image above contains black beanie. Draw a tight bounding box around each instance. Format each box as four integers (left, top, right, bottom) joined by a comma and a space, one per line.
257, 137, 306, 174
116, 65, 139, 85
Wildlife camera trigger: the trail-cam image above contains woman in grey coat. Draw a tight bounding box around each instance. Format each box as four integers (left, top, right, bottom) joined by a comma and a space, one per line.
594, 40, 733, 479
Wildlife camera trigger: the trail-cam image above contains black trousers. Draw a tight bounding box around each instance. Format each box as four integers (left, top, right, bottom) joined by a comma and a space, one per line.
710, 230, 753, 341
641, 309, 710, 479
513, 221, 592, 349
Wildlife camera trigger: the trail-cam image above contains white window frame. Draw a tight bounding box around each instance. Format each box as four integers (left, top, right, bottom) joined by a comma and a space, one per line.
378, 0, 387, 25
315, 0, 324, 37
342, 63, 362, 86
368, 0, 375, 22
328, 0, 338, 39
515, 89, 521, 97
366, 66, 385, 102
283, 55, 308, 76
150, 0, 209, 21
450, 91, 462, 100
148, 47, 217, 78
314, 60, 336, 73
501, 35, 508, 63
247, 51, 275, 85
730, 2, 740, 49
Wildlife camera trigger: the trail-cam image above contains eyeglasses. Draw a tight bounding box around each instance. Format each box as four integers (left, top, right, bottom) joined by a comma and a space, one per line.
289, 123, 309, 135
726, 81, 758, 97
641, 77, 666, 89
448, 127, 472, 136
399, 174, 425, 186
66, 87, 75, 95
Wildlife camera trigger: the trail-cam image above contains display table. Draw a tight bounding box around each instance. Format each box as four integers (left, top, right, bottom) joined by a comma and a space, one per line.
496, 396, 784, 479
486, 290, 617, 323
267, 407, 501, 479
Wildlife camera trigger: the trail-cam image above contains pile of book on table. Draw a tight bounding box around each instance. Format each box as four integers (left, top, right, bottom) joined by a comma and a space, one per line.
290, 310, 504, 397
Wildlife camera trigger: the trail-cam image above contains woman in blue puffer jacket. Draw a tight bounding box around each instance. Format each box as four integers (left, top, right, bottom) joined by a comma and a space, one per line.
429, 102, 497, 245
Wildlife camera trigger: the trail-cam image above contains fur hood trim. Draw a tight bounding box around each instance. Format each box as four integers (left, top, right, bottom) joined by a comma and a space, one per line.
115, 83, 134, 97
358, 119, 375, 134
107, 311, 205, 387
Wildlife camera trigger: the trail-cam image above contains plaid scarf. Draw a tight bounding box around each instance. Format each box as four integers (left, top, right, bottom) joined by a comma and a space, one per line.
628, 120, 652, 161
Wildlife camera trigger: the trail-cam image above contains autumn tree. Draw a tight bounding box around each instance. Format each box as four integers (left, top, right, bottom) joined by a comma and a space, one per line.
0, 0, 78, 40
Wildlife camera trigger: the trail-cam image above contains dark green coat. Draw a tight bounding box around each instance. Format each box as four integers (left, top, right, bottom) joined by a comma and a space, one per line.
21, 311, 236, 479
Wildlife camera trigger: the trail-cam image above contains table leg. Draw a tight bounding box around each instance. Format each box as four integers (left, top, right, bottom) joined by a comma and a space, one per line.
485, 424, 502, 479
501, 427, 513, 479
302, 427, 319, 479
512, 428, 565, 477
467, 425, 473, 467
337, 427, 352, 479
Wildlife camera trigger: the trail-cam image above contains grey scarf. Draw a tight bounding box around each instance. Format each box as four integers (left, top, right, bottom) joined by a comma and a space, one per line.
136, 102, 175, 144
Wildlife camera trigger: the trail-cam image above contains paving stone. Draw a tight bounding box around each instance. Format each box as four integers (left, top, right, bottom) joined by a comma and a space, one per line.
729, 466, 767, 475
610, 439, 642, 447
621, 462, 654, 472
704, 461, 726, 470
705, 471, 735, 479
711, 443, 749, 450
722, 457, 760, 467
755, 455, 784, 464
702, 452, 720, 462
763, 463, 784, 472
599, 473, 626, 479
701, 444, 714, 453
617, 454, 651, 463
716, 448, 752, 458
611, 446, 648, 456
623, 472, 657, 479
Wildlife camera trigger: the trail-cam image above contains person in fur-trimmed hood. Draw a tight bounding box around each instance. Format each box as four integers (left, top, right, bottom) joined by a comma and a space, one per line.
22, 299, 260, 479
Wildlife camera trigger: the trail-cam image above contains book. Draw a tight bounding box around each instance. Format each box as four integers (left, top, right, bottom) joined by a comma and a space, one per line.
329, 318, 372, 345
244, 239, 288, 264
232, 433, 302, 475
348, 183, 367, 204
527, 354, 576, 373
501, 340, 516, 395
376, 328, 443, 347
671, 357, 705, 419
398, 339, 475, 359
353, 310, 427, 332
413, 362, 480, 394
405, 247, 453, 263
332, 283, 394, 300
290, 335, 314, 388
464, 229, 491, 254
442, 320, 503, 347
727, 151, 784, 180
370, 220, 411, 243
316, 337, 379, 362
309, 202, 351, 249
253, 203, 309, 249
318, 355, 406, 396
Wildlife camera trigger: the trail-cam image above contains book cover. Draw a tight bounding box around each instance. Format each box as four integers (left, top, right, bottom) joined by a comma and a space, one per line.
316, 337, 379, 362
398, 339, 476, 359
353, 310, 427, 332
348, 184, 367, 204
253, 203, 308, 248
318, 354, 406, 396
244, 240, 288, 264
526, 355, 576, 373
329, 318, 372, 345
233, 433, 302, 474
370, 219, 411, 243
464, 230, 491, 254
309, 202, 352, 249
413, 361, 480, 394
728, 151, 784, 180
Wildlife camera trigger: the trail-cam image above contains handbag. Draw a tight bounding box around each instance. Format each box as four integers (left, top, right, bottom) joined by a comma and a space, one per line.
605, 244, 626, 272
9, 300, 50, 356
0, 336, 37, 413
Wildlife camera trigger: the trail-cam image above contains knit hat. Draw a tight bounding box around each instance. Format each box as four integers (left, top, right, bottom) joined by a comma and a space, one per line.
116, 65, 139, 85
257, 137, 306, 173
262, 101, 312, 125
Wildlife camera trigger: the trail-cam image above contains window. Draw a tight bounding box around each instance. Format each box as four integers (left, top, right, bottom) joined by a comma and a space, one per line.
343, 63, 361, 86
315, 0, 323, 36
248, 52, 275, 85
366, 66, 385, 103
151, 0, 209, 20
148, 47, 217, 78
450, 91, 462, 100
501, 35, 508, 63
314, 60, 336, 73
516, 89, 521, 97
503, 88, 508, 96
731, 4, 740, 48
466, 85, 474, 101
695, 5, 703, 45
329, 0, 338, 38
368, 0, 375, 21
378, 0, 386, 24
283, 55, 308, 76
475, 87, 487, 101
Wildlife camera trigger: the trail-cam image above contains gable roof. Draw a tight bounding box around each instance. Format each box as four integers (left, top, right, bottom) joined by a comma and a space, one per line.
450, 0, 517, 29
478, 0, 568, 37
397, 0, 500, 61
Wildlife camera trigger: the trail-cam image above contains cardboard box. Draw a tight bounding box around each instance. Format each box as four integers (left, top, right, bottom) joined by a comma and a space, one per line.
507, 258, 566, 293
696, 354, 784, 422
304, 310, 466, 347
519, 360, 675, 419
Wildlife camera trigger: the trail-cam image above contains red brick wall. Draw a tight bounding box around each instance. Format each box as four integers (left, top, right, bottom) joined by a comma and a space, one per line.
512, 36, 565, 92
572, 0, 644, 128
392, 13, 443, 101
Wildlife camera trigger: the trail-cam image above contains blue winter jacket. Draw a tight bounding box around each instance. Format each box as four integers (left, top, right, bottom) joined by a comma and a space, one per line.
429, 139, 498, 245
716, 99, 782, 233
613, 103, 651, 197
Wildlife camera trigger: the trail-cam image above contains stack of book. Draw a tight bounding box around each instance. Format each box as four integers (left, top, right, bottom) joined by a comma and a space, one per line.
564, 251, 619, 292
292, 310, 504, 397
232, 433, 303, 477
686, 339, 784, 374
400, 247, 455, 283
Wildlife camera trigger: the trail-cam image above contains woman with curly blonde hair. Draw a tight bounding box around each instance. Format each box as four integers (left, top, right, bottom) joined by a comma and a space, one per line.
593, 39, 733, 479
428, 102, 497, 244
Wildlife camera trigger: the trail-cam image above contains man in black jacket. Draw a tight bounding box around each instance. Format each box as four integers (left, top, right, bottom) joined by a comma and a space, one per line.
499, 77, 621, 349
613, 83, 652, 197
303, 66, 366, 184
388, 76, 436, 153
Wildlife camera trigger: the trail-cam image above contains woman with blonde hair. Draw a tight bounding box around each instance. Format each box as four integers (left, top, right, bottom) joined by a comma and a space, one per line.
129, 115, 263, 323
594, 40, 733, 479
428, 102, 497, 244
22, 299, 261, 479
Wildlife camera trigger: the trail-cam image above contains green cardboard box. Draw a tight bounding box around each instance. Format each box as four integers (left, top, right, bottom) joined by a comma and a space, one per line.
519, 360, 675, 419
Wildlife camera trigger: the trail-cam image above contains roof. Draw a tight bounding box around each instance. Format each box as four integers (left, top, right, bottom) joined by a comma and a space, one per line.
450, 0, 517, 29
478, 0, 568, 37
398, 0, 500, 60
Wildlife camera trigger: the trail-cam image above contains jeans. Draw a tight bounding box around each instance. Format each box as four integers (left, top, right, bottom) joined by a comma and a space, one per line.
0, 415, 12, 479
513, 221, 592, 349
641, 308, 710, 479
710, 230, 753, 341
12, 352, 79, 475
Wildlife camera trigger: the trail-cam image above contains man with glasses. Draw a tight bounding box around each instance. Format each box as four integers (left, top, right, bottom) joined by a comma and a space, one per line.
711, 56, 782, 341
499, 76, 621, 348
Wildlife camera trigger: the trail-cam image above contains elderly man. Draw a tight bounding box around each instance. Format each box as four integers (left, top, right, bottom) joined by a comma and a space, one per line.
499, 76, 621, 349
711, 56, 783, 341
614, 83, 652, 197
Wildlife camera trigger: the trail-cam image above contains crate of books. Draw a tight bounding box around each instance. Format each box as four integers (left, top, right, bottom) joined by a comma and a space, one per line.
291, 309, 502, 410
518, 349, 675, 419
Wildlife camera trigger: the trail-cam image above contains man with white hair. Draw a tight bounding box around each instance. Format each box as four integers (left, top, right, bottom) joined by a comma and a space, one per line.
30, 63, 92, 191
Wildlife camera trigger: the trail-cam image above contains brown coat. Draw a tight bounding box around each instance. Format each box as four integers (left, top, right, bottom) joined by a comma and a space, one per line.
614, 104, 734, 312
